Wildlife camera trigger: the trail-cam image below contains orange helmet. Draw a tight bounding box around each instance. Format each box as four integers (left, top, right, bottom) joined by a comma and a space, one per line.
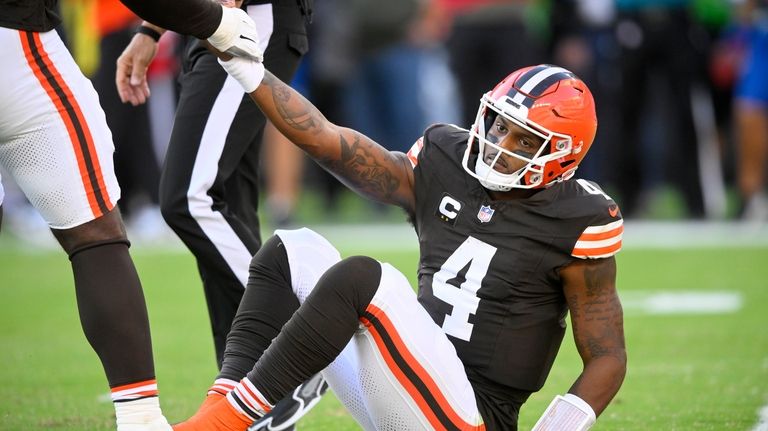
462, 65, 597, 191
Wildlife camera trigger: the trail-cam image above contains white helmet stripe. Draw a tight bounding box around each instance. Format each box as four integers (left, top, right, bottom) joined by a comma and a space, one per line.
509, 66, 573, 109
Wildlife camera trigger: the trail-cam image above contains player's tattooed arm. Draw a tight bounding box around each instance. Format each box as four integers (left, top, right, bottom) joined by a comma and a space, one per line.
561, 256, 627, 416
252, 72, 416, 211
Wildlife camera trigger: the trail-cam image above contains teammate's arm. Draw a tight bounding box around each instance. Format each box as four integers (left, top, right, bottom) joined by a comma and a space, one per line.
560, 256, 626, 416
119, 0, 222, 39
249, 71, 417, 212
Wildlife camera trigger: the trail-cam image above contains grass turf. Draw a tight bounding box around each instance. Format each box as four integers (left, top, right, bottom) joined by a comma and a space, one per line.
0, 242, 766, 430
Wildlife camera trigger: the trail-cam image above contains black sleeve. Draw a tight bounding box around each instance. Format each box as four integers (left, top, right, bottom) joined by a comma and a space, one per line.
119, 0, 223, 39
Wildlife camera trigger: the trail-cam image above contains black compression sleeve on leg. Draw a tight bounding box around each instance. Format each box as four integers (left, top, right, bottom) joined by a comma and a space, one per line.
218, 235, 300, 382
69, 240, 155, 387
246, 256, 382, 404
119, 0, 222, 39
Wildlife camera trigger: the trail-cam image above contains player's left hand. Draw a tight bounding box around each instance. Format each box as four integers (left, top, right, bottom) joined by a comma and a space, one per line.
207, 5, 264, 62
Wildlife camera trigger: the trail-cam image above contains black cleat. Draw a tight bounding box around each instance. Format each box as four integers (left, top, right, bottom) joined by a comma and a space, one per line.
247, 373, 329, 431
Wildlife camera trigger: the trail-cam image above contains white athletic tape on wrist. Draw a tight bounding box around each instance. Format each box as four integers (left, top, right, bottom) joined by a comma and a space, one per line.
218, 57, 265, 93
531, 394, 597, 431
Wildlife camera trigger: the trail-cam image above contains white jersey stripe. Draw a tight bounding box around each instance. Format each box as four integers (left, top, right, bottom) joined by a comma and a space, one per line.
574, 235, 622, 250
583, 219, 624, 234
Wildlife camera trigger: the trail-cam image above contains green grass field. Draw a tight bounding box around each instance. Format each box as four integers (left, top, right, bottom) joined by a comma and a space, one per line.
1, 230, 767, 430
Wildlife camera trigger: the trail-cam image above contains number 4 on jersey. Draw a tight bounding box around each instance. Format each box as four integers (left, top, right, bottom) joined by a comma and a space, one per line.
432, 236, 497, 341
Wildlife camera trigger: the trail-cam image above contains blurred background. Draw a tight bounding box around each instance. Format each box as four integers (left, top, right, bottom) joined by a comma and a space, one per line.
1, 1, 768, 430
1, 0, 767, 242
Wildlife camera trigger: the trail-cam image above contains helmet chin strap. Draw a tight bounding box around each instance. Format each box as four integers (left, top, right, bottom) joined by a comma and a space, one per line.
474, 157, 517, 192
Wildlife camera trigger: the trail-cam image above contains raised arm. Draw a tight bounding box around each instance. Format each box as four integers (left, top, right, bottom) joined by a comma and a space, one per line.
561, 256, 627, 417
247, 70, 417, 212
119, 0, 222, 39
119, 0, 262, 61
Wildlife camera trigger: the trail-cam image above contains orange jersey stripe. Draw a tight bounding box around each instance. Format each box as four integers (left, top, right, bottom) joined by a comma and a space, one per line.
362, 304, 484, 430
19, 31, 112, 218
406, 137, 424, 168
361, 315, 445, 429
577, 225, 624, 242
111, 379, 157, 392
572, 240, 622, 258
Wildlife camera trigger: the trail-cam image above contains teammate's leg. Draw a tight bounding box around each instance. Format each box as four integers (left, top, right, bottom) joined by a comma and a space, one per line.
0, 27, 169, 429
53, 210, 170, 430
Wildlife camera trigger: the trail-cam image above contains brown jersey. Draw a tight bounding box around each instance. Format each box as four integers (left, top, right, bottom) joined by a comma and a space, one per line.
0, 0, 60, 32
407, 124, 623, 429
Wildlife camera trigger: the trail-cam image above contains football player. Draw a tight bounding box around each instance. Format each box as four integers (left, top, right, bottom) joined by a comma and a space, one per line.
173, 59, 627, 431
0, 0, 270, 429
0, 1, 178, 429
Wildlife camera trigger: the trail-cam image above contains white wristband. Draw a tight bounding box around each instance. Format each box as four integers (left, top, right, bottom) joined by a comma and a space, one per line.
218, 57, 265, 93
531, 394, 596, 431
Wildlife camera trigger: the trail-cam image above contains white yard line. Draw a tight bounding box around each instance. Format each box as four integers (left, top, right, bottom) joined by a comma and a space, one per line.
310, 221, 768, 252
620, 291, 743, 315
3, 221, 768, 253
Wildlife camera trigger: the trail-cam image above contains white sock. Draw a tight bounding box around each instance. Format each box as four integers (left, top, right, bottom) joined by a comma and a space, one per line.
115, 397, 171, 430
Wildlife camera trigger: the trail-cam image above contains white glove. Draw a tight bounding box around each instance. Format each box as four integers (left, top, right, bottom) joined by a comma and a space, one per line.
531, 394, 596, 431
218, 56, 265, 93
207, 5, 264, 61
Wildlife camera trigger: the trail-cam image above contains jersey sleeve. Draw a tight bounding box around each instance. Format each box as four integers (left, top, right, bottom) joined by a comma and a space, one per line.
571, 217, 624, 259
569, 180, 624, 259
406, 136, 424, 168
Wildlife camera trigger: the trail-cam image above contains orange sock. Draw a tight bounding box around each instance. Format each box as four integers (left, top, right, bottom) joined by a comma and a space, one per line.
172, 395, 252, 431
175, 391, 225, 427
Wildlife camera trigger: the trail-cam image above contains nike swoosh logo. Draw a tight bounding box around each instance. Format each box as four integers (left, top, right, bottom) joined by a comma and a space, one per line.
240, 35, 256, 43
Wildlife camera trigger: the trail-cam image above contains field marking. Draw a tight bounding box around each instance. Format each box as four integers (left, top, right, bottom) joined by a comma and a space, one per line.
752, 404, 768, 431
307, 221, 768, 252
3, 221, 768, 253
620, 291, 743, 315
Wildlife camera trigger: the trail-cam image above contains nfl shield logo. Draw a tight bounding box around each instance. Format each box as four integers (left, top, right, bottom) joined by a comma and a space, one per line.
477, 205, 495, 223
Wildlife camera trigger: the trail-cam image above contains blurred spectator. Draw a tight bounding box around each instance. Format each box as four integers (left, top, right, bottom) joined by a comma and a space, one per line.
442, 0, 548, 126
550, 0, 621, 183
146, 31, 181, 167
300, 0, 459, 218
91, 0, 166, 237
610, 0, 714, 218
341, 0, 454, 152
264, 119, 304, 228
733, 0, 768, 221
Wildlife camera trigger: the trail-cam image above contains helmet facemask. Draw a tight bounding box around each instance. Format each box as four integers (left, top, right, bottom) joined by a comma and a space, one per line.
463, 93, 573, 191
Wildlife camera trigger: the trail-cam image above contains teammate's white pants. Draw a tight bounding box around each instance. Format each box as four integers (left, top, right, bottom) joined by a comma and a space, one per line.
0, 27, 119, 228
275, 228, 485, 431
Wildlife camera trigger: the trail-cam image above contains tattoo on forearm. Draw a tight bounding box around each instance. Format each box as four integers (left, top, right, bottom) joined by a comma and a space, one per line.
323, 133, 400, 198
571, 261, 625, 360
262, 74, 403, 203
267, 76, 321, 132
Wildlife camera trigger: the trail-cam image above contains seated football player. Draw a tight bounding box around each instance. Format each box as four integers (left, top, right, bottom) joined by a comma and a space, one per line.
173, 59, 627, 431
